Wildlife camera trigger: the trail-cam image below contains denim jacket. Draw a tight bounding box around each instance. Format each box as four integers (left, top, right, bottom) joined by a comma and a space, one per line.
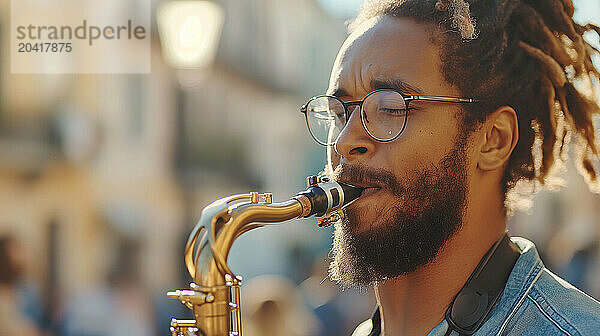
352, 237, 600, 336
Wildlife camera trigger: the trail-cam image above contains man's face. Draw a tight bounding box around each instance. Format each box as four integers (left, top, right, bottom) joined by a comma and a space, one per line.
326, 16, 473, 287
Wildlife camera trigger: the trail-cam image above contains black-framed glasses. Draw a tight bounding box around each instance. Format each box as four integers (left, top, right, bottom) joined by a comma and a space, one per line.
300, 89, 478, 146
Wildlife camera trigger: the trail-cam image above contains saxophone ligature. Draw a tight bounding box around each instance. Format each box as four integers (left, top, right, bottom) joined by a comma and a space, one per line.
167, 175, 363, 336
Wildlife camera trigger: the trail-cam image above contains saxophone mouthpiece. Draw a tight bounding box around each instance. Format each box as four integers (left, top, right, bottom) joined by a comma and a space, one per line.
338, 181, 364, 205
295, 175, 364, 218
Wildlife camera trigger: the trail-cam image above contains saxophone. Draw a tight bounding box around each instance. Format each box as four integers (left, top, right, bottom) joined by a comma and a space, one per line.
167, 175, 363, 336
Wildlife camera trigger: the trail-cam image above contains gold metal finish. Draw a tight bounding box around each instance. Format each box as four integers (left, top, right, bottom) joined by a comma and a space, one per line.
167, 179, 364, 336
169, 192, 309, 336
316, 210, 343, 227
293, 195, 312, 218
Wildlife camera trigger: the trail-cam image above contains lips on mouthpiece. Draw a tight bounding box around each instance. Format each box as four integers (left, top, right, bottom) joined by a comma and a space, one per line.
361, 187, 380, 198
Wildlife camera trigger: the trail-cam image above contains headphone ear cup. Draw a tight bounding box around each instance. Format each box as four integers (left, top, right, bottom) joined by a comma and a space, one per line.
450, 288, 489, 328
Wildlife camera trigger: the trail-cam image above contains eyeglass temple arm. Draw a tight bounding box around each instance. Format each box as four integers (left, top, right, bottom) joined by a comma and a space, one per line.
409, 95, 478, 103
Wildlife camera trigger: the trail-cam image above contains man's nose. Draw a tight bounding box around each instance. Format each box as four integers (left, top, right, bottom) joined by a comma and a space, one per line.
334, 105, 376, 161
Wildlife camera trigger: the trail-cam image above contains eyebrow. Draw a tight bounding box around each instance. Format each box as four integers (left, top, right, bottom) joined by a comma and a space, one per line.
331, 88, 350, 98
331, 77, 423, 99
370, 78, 423, 95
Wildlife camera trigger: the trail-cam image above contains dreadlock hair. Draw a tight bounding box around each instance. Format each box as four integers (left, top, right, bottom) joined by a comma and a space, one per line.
350, 0, 600, 211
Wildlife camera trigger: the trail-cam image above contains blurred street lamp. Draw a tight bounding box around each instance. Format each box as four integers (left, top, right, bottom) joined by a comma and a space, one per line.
157, 1, 224, 69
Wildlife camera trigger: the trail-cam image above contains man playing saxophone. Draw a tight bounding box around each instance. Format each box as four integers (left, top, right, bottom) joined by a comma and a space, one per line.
299, 0, 600, 334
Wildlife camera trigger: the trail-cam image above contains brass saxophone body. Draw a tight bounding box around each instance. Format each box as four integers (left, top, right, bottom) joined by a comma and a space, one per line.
167, 176, 363, 336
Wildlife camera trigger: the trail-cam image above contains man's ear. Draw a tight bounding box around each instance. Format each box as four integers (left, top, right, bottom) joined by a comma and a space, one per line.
477, 106, 519, 171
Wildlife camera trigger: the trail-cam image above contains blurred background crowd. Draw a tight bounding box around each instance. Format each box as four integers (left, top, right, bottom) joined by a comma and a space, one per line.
0, 0, 598, 335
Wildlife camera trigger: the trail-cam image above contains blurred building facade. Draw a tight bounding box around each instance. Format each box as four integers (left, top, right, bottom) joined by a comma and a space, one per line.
0, 0, 362, 334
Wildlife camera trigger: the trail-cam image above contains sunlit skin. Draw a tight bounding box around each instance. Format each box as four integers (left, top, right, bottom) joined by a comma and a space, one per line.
326, 16, 519, 336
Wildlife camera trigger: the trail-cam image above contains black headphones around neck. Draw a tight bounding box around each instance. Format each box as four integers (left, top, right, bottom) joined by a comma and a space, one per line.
444, 233, 521, 335
365, 233, 521, 336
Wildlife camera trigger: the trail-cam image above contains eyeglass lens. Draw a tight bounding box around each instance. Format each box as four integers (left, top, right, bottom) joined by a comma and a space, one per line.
305, 90, 408, 145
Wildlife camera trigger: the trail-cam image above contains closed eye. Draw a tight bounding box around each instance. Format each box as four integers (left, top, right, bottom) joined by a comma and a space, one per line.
380, 107, 420, 114
379, 107, 408, 115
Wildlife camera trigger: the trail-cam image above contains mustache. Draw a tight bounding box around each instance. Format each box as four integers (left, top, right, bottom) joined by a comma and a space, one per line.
330, 164, 404, 196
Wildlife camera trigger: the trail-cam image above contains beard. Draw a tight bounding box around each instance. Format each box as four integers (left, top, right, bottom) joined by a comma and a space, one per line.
328, 134, 469, 289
